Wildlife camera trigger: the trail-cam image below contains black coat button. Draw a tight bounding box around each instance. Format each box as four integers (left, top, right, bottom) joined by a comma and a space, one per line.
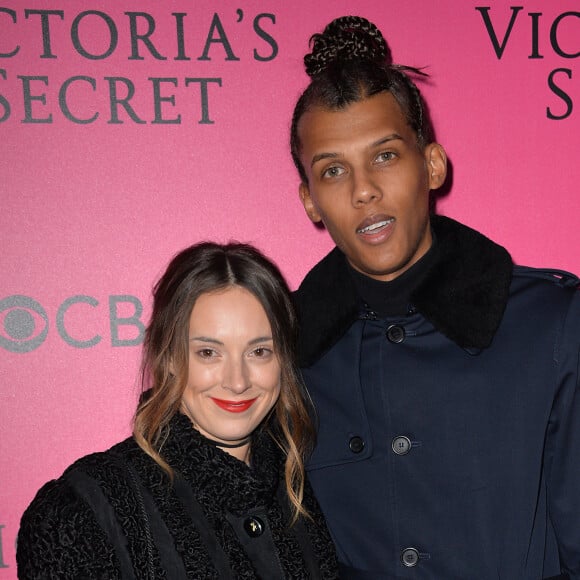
392, 436, 411, 455
349, 436, 365, 454
386, 324, 405, 343
243, 516, 264, 537
401, 547, 419, 567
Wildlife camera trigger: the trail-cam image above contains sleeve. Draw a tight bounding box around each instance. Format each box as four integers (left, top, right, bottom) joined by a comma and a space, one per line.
546, 289, 580, 579
16, 477, 120, 580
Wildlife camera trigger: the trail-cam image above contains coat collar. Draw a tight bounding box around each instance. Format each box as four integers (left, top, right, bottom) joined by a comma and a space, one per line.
294, 215, 513, 367
159, 413, 281, 514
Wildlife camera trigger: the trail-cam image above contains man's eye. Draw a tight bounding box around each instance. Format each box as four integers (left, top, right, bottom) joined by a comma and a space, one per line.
376, 151, 396, 163
322, 165, 344, 178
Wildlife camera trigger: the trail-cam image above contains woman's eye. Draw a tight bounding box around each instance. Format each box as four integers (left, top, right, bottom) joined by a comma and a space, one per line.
197, 348, 216, 359
251, 347, 273, 358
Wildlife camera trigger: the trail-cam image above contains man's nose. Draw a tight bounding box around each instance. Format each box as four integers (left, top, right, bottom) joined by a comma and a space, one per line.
351, 168, 382, 206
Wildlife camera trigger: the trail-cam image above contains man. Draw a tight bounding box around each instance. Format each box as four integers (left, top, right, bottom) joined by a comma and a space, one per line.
290, 15, 580, 579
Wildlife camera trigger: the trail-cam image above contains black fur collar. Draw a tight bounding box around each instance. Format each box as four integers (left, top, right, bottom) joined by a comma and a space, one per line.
158, 413, 281, 514
294, 215, 513, 367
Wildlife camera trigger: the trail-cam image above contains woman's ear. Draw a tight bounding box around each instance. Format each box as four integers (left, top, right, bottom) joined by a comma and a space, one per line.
426, 143, 447, 190
168, 357, 176, 378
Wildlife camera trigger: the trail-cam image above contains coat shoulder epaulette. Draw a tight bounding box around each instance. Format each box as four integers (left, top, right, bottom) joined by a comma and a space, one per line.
513, 265, 580, 289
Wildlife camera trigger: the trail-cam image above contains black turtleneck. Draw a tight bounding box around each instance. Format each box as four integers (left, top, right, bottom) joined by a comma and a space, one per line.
348, 236, 439, 317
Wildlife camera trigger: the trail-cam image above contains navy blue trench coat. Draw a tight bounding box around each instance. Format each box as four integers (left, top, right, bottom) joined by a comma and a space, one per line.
295, 216, 580, 579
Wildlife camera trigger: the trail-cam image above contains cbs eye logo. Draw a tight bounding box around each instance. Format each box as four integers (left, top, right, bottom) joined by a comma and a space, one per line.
0, 294, 145, 352
0, 295, 49, 353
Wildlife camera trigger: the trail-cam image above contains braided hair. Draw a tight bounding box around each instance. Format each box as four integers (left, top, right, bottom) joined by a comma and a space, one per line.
290, 16, 434, 184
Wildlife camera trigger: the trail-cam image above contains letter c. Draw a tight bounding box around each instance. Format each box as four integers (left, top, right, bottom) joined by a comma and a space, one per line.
0, 8, 19, 57
57, 296, 102, 348
551, 12, 580, 58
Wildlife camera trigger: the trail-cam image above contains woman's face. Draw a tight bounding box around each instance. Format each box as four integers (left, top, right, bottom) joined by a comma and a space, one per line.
181, 286, 281, 454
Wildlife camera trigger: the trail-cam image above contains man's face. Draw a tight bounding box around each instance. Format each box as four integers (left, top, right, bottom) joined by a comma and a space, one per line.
297, 91, 446, 281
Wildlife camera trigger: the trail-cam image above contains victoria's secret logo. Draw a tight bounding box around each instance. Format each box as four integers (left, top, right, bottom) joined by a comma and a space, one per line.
0, 7, 277, 125
477, 6, 578, 119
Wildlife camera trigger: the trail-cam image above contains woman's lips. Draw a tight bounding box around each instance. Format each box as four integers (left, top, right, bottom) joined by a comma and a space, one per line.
211, 397, 258, 413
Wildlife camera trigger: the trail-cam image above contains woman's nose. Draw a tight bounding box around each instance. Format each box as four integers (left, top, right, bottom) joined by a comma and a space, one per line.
223, 359, 250, 393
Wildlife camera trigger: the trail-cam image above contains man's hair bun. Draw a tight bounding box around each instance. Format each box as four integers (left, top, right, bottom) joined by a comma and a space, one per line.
304, 16, 390, 77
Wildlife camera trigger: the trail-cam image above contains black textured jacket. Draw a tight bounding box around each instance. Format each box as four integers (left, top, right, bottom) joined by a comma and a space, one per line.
17, 413, 338, 579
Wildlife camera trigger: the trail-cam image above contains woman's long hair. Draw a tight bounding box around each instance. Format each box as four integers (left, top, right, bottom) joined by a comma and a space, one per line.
133, 242, 314, 522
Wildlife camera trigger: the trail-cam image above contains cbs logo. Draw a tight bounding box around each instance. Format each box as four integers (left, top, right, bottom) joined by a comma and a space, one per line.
0, 294, 145, 353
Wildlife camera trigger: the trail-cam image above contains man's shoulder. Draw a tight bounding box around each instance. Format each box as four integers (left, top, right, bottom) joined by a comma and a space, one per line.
292, 247, 361, 367
512, 264, 579, 289
507, 265, 580, 335
293, 246, 357, 319
510, 265, 579, 308
294, 247, 345, 296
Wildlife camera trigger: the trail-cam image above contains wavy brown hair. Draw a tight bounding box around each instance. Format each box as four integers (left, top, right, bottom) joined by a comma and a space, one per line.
133, 242, 314, 522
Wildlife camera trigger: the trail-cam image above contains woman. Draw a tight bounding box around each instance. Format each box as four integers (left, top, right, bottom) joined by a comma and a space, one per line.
17, 242, 338, 579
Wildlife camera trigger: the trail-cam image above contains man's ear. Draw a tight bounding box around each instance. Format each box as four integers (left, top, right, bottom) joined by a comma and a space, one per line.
426, 143, 447, 190
299, 182, 323, 223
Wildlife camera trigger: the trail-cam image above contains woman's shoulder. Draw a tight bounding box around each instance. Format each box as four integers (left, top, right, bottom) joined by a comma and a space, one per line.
17, 464, 117, 578
17, 437, 138, 579
62, 436, 140, 478
21, 437, 135, 524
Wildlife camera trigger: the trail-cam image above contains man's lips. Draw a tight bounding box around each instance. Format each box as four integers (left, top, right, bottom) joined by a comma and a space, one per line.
211, 397, 258, 413
356, 215, 395, 236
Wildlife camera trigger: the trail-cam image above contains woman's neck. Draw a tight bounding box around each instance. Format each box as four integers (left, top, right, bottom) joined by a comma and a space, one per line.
205, 436, 252, 464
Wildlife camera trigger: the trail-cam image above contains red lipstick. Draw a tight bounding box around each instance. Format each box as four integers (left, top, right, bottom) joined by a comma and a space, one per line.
211, 397, 258, 413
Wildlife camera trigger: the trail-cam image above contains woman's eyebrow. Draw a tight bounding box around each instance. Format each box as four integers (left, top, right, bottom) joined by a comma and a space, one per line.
189, 336, 222, 344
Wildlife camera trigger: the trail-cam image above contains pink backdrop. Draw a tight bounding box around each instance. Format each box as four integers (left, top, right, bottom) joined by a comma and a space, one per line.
1, 1, 578, 574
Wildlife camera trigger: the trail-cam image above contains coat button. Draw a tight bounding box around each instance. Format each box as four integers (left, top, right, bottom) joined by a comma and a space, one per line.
392, 435, 411, 455
349, 436, 365, 454
243, 516, 264, 537
401, 547, 419, 567
386, 324, 405, 343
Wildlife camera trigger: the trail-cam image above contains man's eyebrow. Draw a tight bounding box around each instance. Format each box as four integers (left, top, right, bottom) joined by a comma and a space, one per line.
371, 133, 403, 147
311, 152, 338, 168
310, 134, 404, 167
